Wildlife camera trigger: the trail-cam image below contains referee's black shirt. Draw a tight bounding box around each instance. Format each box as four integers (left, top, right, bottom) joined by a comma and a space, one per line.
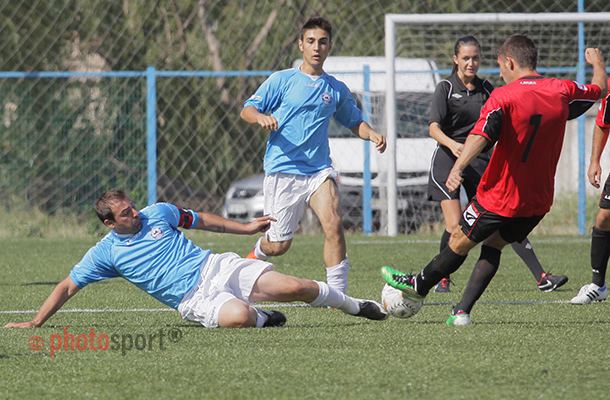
429, 74, 494, 144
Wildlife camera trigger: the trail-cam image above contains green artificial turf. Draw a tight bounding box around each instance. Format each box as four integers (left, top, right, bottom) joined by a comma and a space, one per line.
1, 234, 608, 399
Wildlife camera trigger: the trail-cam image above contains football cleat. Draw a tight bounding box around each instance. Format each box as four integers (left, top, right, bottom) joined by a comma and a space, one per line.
380, 266, 424, 300
435, 277, 451, 293
261, 310, 287, 327
446, 309, 471, 326
355, 300, 388, 321
537, 272, 568, 292
570, 283, 608, 304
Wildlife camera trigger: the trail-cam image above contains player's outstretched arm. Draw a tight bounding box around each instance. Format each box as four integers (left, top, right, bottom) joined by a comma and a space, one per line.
4, 276, 80, 328
588, 125, 610, 188
446, 134, 490, 193
240, 106, 278, 131
194, 211, 275, 235
351, 122, 386, 153
585, 48, 607, 96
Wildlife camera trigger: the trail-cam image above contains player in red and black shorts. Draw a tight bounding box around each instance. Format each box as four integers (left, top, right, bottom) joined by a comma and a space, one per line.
571, 78, 610, 304
382, 34, 607, 325
427, 35, 562, 294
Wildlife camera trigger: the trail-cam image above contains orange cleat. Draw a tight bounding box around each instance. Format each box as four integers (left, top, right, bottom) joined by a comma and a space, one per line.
245, 248, 257, 259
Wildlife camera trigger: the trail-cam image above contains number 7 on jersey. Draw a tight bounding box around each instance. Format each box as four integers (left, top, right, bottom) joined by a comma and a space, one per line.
521, 114, 542, 162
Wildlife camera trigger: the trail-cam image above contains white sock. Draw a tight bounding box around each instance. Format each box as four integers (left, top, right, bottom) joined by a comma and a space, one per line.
255, 308, 268, 328
592, 283, 606, 290
309, 281, 360, 315
326, 258, 350, 294
253, 237, 269, 261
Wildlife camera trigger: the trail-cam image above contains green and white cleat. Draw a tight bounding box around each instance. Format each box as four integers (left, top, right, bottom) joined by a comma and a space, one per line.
380, 266, 424, 301
446, 310, 471, 326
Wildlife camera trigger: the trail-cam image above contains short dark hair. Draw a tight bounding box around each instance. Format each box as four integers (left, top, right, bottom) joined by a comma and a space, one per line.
497, 34, 538, 69
300, 16, 332, 42
452, 35, 481, 74
94, 189, 129, 222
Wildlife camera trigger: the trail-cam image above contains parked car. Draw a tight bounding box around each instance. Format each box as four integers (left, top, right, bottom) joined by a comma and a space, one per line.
222, 174, 265, 221
222, 168, 439, 233
319, 56, 442, 232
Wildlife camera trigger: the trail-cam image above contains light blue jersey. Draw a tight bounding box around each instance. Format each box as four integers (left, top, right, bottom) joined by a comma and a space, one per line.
244, 68, 362, 175
69, 203, 209, 309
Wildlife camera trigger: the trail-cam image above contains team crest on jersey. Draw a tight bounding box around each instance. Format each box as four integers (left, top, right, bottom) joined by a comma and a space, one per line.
321, 92, 332, 105
150, 227, 163, 240
451, 93, 463, 99
463, 203, 479, 227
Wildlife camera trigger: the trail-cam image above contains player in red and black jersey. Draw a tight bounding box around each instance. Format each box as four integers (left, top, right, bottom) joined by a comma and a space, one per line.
427, 35, 564, 294
382, 35, 607, 325
571, 78, 610, 304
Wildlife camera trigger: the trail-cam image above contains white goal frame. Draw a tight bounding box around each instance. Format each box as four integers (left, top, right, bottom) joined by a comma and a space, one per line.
384, 12, 610, 236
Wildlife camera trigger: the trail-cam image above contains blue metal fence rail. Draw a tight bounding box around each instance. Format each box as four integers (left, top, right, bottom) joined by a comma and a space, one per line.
2, 64, 607, 233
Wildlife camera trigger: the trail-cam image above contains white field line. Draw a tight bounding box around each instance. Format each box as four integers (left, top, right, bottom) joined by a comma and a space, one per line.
0, 299, 571, 315
351, 238, 589, 245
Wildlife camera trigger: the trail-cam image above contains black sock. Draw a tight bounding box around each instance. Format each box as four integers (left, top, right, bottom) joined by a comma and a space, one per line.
455, 245, 502, 314
591, 227, 610, 287
511, 237, 544, 281
440, 230, 451, 252
439, 230, 452, 281
416, 246, 467, 296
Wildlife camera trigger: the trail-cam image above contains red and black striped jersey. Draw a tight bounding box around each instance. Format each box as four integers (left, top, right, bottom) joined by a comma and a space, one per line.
596, 78, 610, 129
470, 75, 601, 217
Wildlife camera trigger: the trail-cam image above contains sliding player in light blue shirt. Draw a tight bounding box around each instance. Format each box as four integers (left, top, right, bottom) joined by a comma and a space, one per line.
241, 17, 386, 294
5, 190, 387, 329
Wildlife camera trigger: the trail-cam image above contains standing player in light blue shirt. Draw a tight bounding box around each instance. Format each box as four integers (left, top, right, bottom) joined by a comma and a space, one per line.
5, 190, 387, 329
241, 17, 386, 294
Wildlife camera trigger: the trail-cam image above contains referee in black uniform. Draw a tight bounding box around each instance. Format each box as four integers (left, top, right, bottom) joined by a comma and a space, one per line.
426, 35, 567, 293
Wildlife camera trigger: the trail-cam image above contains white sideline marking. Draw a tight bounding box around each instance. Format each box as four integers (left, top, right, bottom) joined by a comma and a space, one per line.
0, 299, 571, 315
0, 308, 175, 315
351, 238, 589, 245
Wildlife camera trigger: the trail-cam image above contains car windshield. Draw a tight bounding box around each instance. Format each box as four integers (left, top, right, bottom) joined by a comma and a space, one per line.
328, 92, 433, 139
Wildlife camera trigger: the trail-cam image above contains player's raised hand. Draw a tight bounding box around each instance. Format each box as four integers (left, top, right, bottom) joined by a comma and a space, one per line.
370, 132, 387, 153
256, 114, 279, 131
246, 215, 276, 234
588, 162, 602, 188
585, 48, 604, 66
446, 166, 463, 193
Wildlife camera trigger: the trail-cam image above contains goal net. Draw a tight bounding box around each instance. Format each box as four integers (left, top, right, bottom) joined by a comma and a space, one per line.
383, 13, 610, 236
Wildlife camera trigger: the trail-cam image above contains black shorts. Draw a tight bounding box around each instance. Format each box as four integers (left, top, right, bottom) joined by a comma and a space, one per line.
427, 145, 490, 202
460, 197, 544, 244
600, 173, 610, 209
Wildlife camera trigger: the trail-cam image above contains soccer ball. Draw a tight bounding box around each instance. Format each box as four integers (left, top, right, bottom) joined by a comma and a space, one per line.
381, 284, 423, 319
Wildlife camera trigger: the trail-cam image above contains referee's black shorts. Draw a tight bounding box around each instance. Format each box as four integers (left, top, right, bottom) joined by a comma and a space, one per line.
600, 173, 610, 209
427, 145, 490, 202
460, 197, 544, 244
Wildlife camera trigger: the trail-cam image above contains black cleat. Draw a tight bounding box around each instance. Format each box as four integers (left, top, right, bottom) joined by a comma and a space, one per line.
537, 272, 568, 292
261, 310, 287, 327
355, 300, 388, 321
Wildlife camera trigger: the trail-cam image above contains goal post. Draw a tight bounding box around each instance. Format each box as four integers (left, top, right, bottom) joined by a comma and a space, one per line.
384, 12, 610, 236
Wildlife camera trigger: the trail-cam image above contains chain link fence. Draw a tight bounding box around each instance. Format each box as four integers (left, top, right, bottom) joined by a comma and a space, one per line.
1, 1, 610, 233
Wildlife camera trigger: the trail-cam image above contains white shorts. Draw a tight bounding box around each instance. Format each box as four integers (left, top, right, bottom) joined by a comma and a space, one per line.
264, 167, 338, 242
177, 252, 273, 328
